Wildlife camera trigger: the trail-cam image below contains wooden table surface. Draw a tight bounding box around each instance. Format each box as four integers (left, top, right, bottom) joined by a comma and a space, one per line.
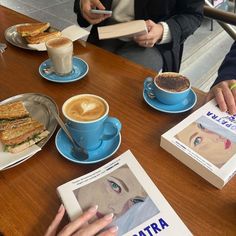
0, 6, 236, 236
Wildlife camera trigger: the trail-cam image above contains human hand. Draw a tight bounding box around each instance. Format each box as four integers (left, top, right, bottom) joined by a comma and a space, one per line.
45, 205, 118, 236
134, 20, 163, 48
80, 0, 111, 25
206, 80, 236, 115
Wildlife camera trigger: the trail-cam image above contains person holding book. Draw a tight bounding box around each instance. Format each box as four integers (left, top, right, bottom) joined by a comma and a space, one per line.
45, 204, 118, 236
175, 116, 236, 168
206, 41, 236, 115
74, 0, 204, 72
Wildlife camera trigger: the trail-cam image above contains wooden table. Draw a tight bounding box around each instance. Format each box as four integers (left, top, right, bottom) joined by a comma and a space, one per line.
0, 6, 235, 236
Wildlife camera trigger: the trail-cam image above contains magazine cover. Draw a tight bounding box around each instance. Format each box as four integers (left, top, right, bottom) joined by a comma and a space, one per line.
57, 150, 192, 236
161, 99, 236, 189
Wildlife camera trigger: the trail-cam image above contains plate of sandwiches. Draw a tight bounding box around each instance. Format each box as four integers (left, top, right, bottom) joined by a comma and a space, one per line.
4, 22, 61, 50
0, 93, 58, 170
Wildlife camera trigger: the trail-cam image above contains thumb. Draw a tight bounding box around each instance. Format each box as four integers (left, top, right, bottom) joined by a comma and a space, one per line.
44, 205, 65, 236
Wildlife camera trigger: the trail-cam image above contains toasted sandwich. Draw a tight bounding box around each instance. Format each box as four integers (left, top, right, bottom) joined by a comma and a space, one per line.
17, 22, 50, 37
0, 101, 29, 120
0, 117, 32, 131
25, 31, 61, 44
0, 119, 49, 153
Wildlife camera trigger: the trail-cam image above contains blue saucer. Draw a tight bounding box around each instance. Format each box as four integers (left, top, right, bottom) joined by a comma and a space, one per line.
39, 56, 89, 83
55, 128, 121, 164
143, 89, 197, 113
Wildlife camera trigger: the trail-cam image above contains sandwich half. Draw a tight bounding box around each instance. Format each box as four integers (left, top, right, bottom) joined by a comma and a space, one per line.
0, 117, 32, 131
0, 119, 49, 153
17, 22, 50, 37
0, 101, 30, 120
25, 31, 61, 44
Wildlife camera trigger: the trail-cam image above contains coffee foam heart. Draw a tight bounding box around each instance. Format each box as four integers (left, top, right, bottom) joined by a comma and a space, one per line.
81, 102, 97, 114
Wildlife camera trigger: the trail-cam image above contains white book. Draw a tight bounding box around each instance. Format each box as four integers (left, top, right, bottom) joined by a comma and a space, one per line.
57, 150, 192, 236
161, 99, 236, 189
97, 20, 147, 40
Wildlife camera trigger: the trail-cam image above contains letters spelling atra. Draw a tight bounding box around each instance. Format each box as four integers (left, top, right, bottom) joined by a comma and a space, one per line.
133, 218, 169, 236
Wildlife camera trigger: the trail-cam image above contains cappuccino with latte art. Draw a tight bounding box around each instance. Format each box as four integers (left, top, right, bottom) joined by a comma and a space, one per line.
65, 95, 107, 122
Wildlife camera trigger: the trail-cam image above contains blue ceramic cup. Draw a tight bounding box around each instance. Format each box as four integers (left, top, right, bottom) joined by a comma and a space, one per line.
62, 94, 121, 151
144, 72, 191, 105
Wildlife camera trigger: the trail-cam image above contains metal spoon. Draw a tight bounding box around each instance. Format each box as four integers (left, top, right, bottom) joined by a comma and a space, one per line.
51, 109, 89, 161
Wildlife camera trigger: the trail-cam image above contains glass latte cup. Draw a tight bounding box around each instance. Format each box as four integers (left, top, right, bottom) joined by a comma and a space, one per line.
46, 37, 73, 76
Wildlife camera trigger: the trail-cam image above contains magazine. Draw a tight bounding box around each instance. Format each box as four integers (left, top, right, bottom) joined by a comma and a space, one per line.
161, 99, 236, 189
57, 150, 192, 236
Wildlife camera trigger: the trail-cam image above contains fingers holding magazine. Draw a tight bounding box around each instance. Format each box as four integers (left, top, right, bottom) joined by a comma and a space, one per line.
45, 205, 118, 236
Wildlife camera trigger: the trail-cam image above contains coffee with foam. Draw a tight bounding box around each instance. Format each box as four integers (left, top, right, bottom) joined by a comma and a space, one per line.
46, 37, 73, 75
155, 72, 190, 93
64, 95, 107, 122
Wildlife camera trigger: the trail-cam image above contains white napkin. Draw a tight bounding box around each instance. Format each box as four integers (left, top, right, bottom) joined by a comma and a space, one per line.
0, 142, 41, 170
28, 25, 90, 51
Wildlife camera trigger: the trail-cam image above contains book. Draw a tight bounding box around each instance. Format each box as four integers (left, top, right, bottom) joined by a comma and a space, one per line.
161, 99, 236, 189
57, 150, 192, 236
97, 20, 147, 40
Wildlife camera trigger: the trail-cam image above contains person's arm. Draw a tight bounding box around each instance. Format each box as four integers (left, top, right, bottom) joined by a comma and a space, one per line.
165, 0, 204, 48
45, 205, 118, 236
206, 41, 236, 115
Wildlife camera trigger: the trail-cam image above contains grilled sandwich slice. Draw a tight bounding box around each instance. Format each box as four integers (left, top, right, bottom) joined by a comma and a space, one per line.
17, 22, 50, 37
25, 31, 61, 44
0, 117, 33, 131
0, 119, 45, 146
5, 130, 49, 153
0, 101, 29, 120
0, 119, 49, 153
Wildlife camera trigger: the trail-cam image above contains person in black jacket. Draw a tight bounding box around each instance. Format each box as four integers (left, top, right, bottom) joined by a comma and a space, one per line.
74, 0, 204, 72
206, 41, 236, 115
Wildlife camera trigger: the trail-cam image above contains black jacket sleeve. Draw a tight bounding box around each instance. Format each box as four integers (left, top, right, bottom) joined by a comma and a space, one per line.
211, 41, 236, 88
166, 0, 203, 50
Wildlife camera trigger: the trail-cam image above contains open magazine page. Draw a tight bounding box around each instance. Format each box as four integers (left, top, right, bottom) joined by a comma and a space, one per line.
161, 99, 236, 188
57, 150, 192, 236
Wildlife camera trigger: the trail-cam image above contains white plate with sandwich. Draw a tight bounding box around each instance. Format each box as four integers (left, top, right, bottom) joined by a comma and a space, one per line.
4, 23, 89, 51
0, 93, 58, 170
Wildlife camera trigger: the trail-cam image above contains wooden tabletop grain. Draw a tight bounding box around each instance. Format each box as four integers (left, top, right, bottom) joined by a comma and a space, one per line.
0, 6, 235, 236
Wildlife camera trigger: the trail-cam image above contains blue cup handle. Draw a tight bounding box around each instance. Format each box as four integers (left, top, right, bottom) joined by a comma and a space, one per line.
102, 117, 121, 140
144, 77, 155, 99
